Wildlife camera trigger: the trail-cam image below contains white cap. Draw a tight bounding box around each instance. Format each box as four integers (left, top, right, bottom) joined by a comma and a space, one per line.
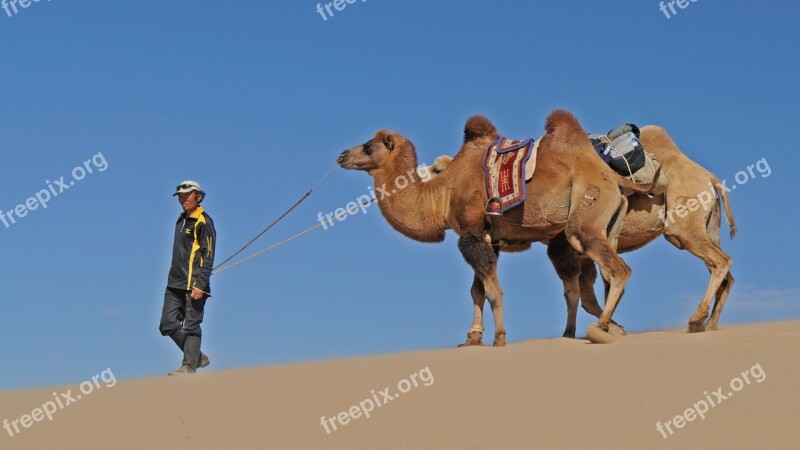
173, 180, 205, 196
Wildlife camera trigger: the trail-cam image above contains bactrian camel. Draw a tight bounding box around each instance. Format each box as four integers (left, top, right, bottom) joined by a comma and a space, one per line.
548, 125, 735, 337
337, 110, 657, 346
429, 126, 736, 338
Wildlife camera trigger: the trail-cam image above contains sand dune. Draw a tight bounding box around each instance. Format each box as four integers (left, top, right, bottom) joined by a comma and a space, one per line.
1, 321, 798, 450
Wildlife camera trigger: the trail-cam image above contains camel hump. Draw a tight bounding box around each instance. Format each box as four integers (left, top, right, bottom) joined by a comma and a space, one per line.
639, 125, 672, 142
544, 109, 585, 136
640, 124, 667, 134
464, 115, 498, 143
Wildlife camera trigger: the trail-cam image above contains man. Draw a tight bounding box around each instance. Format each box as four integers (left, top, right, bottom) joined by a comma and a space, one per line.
159, 180, 216, 375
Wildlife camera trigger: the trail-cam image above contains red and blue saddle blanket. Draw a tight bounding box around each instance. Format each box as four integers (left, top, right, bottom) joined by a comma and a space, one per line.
482, 137, 539, 214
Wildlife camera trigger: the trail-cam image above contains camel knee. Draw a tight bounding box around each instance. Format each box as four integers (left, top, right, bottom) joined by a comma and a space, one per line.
720, 255, 733, 273
487, 294, 504, 312
602, 259, 631, 285
580, 236, 630, 281
704, 253, 732, 279
614, 258, 631, 280
481, 280, 503, 309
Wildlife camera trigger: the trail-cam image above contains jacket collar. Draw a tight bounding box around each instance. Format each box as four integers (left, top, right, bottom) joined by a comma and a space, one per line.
182, 206, 205, 220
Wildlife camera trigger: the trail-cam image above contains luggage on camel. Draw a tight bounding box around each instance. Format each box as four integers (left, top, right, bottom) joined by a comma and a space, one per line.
590, 123, 667, 196
590, 124, 646, 176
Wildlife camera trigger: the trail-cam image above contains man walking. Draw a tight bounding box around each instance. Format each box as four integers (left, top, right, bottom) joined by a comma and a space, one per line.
160, 180, 216, 375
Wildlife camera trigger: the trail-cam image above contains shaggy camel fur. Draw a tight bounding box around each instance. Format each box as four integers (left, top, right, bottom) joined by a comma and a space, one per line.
338, 111, 656, 346
430, 126, 736, 337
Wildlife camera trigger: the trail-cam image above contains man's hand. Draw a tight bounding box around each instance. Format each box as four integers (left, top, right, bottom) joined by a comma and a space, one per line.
190, 288, 205, 300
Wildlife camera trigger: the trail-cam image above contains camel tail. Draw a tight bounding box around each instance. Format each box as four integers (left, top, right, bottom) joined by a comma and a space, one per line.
464, 115, 498, 143
617, 166, 662, 195
710, 173, 737, 238
545, 109, 585, 136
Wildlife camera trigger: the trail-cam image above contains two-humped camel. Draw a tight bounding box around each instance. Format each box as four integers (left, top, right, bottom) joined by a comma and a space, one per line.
428, 126, 736, 339
548, 126, 735, 338
337, 111, 656, 346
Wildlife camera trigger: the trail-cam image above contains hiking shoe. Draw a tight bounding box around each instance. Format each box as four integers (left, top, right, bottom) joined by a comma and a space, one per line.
168, 364, 196, 376
198, 353, 211, 370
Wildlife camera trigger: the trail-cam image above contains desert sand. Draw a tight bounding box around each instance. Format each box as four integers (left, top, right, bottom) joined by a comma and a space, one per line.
1, 320, 798, 450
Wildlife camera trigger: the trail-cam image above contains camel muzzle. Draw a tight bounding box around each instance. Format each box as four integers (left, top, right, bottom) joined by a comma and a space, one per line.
337, 149, 356, 169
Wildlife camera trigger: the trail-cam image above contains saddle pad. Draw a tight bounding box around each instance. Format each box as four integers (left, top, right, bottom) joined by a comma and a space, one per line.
482, 137, 539, 213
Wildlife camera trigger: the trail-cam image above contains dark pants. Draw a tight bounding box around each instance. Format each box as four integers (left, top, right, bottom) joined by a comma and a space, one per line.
159, 287, 207, 369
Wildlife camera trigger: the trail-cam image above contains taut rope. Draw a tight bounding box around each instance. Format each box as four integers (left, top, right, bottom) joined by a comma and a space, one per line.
211, 163, 338, 274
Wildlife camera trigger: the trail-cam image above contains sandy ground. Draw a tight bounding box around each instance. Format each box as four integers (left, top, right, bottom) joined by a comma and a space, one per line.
1, 320, 798, 450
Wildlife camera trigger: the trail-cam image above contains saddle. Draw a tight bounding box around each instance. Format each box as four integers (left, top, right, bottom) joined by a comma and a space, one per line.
482, 137, 540, 215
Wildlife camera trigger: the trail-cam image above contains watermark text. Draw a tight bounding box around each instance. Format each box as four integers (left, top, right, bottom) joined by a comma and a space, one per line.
3, 368, 117, 438
320, 366, 434, 434
0, 152, 109, 230
655, 363, 766, 439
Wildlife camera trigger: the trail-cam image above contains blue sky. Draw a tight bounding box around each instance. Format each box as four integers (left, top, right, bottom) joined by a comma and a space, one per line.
1, 0, 797, 390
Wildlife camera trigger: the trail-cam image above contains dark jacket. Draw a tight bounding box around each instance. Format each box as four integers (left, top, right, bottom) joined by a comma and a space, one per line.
167, 206, 216, 295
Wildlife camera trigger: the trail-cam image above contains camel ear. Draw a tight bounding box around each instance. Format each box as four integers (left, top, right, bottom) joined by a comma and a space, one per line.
464, 115, 498, 143
383, 133, 396, 151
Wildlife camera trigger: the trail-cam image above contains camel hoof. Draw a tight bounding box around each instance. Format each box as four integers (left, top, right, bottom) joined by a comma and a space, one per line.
586, 323, 620, 344
688, 321, 706, 333
608, 323, 627, 336
706, 323, 718, 331
563, 331, 577, 339
457, 331, 483, 347
493, 334, 506, 347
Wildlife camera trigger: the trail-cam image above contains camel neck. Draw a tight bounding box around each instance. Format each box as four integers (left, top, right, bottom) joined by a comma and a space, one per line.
369, 146, 449, 243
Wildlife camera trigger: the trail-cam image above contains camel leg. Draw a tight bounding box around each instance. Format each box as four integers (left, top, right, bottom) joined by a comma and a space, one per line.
663, 234, 733, 332
458, 275, 486, 346
591, 266, 617, 310
457, 235, 506, 347
567, 195, 631, 340
578, 258, 603, 317
704, 201, 734, 331
707, 272, 734, 330
579, 239, 630, 331
547, 233, 581, 338
578, 259, 627, 335
599, 266, 627, 327
561, 277, 580, 338
483, 275, 506, 347
598, 195, 627, 313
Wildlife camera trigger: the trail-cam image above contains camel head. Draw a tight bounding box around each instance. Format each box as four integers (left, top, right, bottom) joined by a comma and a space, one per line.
419, 155, 454, 180
432, 155, 453, 175
337, 130, 412, 173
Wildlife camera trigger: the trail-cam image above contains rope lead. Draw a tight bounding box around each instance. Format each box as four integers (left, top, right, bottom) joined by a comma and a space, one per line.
211, 163, 338, 274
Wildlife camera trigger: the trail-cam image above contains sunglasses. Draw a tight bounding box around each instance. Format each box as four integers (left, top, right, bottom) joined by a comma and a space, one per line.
176, 184, 197, 191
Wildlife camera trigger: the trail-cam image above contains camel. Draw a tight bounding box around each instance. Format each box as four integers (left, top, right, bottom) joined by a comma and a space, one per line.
550, 125, 736, 336
427, 126, 736, 337
417, 155, 453, 180
337, 110, 657, 346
